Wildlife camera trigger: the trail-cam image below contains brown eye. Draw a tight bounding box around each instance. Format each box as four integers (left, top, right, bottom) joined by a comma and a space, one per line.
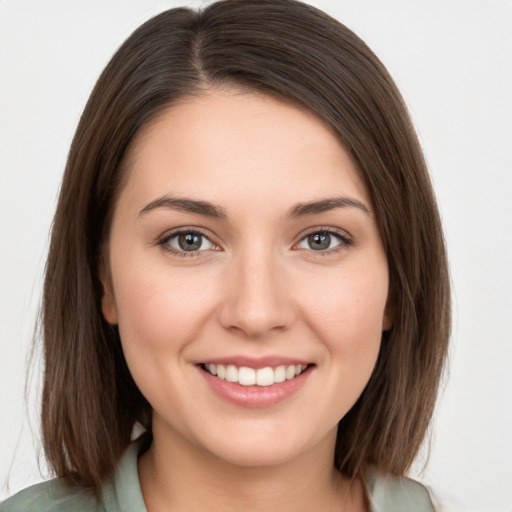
178, 233, 202, 251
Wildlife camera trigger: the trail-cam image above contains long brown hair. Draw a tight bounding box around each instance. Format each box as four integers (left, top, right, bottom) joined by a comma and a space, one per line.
41, 0, 450, 492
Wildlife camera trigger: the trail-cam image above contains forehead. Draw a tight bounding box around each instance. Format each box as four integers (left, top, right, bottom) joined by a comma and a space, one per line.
119, 88, 369, 213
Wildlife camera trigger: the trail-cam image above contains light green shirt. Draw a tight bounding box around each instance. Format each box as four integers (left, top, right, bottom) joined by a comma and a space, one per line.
1, 442, 434, 511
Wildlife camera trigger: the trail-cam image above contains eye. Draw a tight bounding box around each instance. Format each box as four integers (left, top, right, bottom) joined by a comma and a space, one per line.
161, 230, 216, 255
296, 230, 350, 252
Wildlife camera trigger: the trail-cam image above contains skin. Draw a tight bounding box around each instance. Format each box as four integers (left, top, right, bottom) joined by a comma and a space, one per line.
102, 88, 391, 511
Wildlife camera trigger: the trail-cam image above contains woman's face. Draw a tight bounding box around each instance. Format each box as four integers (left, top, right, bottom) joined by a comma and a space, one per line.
102, 89, 391, 467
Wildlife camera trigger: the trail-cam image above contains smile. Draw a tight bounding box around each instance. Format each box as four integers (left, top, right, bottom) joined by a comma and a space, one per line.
198, 359, 314, 407
202, 363, 309, 387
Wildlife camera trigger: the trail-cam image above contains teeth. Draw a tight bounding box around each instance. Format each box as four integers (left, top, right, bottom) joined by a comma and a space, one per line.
217, 364, 226, 380
285, 365, 296, 380
256, 367, 274, 386
204, 363, 308, 386
274, 365, 286, 383
239, 367, 256, 386
226, 364, 238, 383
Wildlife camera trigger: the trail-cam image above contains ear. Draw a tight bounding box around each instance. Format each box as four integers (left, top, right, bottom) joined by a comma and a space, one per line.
382, 295, 394, 331
99, 260, 118, 325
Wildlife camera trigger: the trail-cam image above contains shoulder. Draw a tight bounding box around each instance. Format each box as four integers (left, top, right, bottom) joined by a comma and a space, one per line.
0, 479, 102, 512
367, 469, 435, 512
0, 441, 146, 512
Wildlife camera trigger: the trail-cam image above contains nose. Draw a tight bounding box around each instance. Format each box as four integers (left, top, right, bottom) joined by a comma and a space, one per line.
217, 249, 295, 340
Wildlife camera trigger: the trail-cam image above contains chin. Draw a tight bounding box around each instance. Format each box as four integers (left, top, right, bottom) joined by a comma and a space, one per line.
210, 441, 300, 468
194, 422, 324, 469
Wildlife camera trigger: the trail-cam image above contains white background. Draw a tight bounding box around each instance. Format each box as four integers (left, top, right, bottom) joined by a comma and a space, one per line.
1, 1, 511, 510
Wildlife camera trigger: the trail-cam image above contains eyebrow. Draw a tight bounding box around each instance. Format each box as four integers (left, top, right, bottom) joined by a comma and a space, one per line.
139, 196, 228, 219
287, 197, 371, 218
138, 195, 370, 219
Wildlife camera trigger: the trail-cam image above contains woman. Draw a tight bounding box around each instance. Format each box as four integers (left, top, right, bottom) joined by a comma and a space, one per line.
1, 0, 450, 510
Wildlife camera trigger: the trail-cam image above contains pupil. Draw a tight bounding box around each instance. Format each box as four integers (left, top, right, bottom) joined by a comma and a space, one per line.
309, 232, 330, 250
179, 233, 201, 251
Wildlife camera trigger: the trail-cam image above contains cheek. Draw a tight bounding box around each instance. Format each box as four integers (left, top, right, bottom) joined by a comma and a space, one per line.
302, 269, 387, 421
109, 253, 218, 362
110, 260, 222, 415
298, 260, 388, 370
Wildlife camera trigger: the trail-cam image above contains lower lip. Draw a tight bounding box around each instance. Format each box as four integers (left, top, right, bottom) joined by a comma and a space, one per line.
198, 366, 313, 408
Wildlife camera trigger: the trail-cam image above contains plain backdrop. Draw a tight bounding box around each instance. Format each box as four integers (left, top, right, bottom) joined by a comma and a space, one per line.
1, 1, 511, 510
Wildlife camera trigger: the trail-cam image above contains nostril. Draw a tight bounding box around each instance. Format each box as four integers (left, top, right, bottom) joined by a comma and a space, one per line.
216, 270, 295, 338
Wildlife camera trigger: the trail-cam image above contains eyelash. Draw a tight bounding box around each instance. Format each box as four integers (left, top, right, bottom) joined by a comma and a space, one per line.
158, 228, 218, 258
157, 226, 352, 257
295, 227, 353, 255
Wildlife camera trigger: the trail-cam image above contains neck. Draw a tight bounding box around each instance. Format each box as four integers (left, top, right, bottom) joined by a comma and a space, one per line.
138, 423, 367, 512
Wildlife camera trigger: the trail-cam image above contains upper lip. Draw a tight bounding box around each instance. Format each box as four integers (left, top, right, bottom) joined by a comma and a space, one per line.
196, 356, 312, 369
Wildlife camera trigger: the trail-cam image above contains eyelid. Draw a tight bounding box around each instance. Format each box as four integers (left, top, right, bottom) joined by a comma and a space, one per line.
157, 227, 221, 257
156, 225, 352, 257
294, 226, 353, 252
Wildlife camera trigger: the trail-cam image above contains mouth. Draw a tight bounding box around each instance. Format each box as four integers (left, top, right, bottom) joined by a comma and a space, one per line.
201, 363, 310, 387
196, 357, 315, 407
